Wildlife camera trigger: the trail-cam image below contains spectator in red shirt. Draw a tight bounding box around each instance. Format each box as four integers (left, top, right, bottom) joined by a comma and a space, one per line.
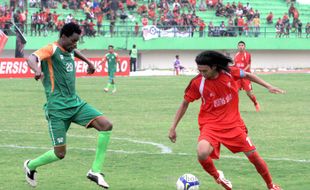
288, 3, 297, 18
52, 11, 59, 24
96, 12, 103, 35
282, 13, 289, 25
127, 0, 137, 11
237, 16, 244, 35
266, 11, 273, 24
134, 22, 139, 36
137, 4, 147, 16
189, 0, 196, 11
169, 50, 284, 190
89, 20, 96, 37
198, 19, 206, 37
148, 8, 156, 21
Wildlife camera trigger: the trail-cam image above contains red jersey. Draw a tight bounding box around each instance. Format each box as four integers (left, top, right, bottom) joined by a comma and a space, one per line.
184, 68, 246, 130
234, 51, 251, 72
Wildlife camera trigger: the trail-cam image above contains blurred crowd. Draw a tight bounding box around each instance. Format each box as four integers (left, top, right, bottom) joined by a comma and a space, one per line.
0, 0, 309, 38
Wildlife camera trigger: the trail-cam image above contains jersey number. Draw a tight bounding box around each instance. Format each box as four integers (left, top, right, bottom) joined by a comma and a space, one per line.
66, 62, 73, 72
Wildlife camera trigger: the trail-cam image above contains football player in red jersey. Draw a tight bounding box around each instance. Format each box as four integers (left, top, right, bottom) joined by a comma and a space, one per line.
169, 51, 284, 190
234, 41, 261, 111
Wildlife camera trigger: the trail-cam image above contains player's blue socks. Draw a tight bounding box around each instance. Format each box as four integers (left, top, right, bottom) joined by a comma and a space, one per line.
91, 131, 111, 173
28, 150, 60, 170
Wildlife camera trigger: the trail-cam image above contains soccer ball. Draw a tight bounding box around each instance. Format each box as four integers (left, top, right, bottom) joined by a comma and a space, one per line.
176, 173, 200, 190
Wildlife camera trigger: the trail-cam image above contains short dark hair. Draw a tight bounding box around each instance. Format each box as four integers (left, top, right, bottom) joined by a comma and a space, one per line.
195, 50, 232, 72
60, 22, 81, 38
238, 41, 246, 45
109, 45, 114, 48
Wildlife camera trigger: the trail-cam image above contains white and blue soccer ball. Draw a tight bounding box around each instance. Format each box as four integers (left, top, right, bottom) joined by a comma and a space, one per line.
176, 173, 200, 190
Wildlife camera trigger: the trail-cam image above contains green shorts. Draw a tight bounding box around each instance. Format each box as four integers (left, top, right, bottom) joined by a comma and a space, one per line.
45, 103, 103, 146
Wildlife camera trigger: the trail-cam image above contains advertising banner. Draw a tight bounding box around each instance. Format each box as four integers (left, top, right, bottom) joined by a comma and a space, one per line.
142, 25, 191, 40
0, 57, 130, 78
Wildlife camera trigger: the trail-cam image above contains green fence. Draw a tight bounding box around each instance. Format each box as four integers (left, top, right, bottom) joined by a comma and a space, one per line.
4, 34, 310, 51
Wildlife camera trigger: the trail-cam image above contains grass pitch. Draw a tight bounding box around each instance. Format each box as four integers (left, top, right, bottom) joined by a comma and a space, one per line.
0, 74, 309, 190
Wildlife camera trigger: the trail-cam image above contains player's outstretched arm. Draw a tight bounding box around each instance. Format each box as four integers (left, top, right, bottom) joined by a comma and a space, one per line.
27, 54, 43, 81
98, 56, 106, 67
245, 72, 285, 94
169, 99, 190, 143
73, 49, 95, 74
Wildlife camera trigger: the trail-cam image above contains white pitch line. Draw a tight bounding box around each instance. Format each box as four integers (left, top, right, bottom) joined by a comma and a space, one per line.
1, 129, 309, 163
0, 144, 157, 154
0, 144, 309, 164
0, 129, 172, 154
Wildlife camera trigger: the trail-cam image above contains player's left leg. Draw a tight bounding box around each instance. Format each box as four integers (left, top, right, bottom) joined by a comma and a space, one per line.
246, 90, 260, 112
108, 72, 116, 93
104, 72, 113, 92
74, 104, 112, 188
111, 79, 116, 94
245, 150, 282, 190
243, 79, 260, 111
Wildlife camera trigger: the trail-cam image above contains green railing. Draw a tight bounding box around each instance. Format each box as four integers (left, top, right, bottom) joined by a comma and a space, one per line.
3, 23, 309, 39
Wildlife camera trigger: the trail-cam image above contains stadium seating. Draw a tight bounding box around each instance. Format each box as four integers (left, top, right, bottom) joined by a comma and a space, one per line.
23, 0, 309, 39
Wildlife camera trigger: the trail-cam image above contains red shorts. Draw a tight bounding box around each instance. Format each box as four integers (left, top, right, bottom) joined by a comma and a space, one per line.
198, 126, 255, 159
236, 78, 252, 91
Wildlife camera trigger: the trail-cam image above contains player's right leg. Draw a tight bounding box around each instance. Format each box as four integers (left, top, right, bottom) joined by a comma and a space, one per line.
24, 148, 62, 187
24, 114, 67, 187
23, 160, 37, 187
86, 117, 112, 189
197, 139, 232, 190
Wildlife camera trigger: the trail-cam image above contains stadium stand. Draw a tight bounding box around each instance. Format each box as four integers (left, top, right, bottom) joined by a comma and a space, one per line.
1, 0, 309, 51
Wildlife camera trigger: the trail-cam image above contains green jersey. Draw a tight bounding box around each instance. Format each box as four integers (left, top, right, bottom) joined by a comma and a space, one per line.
33, 43, 84, 110
105, 52, 118, 73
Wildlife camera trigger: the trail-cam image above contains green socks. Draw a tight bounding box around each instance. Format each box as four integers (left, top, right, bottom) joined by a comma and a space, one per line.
91, 131, 111, 173
27, 131, 111, 173
105, 83, 112, 89
28, 150, 60, 170
112, 84, 116, 91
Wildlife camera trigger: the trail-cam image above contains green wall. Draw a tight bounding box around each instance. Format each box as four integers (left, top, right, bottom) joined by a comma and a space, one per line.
4, 36, 310, 51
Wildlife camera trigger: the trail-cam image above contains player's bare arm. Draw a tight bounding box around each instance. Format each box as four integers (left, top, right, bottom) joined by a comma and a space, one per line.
26, 54, 43, 81
98, 56, 106, 67
169, 99, 190, 143
245, 72, 285, 94
73, 49, 95, 74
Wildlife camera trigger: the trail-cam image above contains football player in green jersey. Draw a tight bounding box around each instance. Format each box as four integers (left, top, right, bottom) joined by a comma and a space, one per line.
24, 22, 112, 189
100, 45, 120, 93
